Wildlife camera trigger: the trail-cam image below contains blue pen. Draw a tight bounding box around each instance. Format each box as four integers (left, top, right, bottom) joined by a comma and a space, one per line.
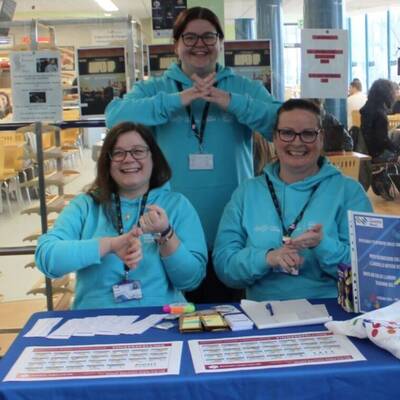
266, 303, 274, 316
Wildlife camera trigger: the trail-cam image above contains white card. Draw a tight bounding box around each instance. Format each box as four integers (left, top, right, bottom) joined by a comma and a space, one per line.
189, 154, 214, 170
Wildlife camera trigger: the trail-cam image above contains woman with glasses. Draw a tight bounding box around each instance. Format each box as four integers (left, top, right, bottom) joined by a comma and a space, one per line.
35, 122, 207, 309
213, 99, 372, 301
106, 7, 280, 303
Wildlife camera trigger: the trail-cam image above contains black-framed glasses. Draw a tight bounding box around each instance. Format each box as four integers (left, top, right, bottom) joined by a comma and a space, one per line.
109, 146, 150, 162
276, 128, 321, 144
181, 32, 219, 47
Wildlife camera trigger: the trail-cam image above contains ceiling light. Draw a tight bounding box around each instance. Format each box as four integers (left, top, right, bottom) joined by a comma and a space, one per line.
94, 0, 119, 12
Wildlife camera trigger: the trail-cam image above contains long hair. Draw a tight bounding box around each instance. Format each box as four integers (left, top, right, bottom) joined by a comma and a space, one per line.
367, 79, 397, 109
172, 7, 224, 42
87, 122, 171, 206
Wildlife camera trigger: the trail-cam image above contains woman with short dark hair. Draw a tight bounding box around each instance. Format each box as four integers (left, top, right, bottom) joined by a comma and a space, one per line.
35, 122, 207, 309
214, 99, 372, 300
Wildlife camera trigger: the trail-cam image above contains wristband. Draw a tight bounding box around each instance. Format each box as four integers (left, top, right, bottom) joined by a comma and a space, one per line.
160, 224, 172, 238
157, 227, 174, 246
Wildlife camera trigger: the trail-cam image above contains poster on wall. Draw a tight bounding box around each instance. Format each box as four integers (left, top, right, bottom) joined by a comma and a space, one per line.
152, 0, 187, 38
148, 44, 177, 77
224, 40, 272, 93
10, 50, 62, 122
301, 29, 348, 99
77, 47, 127, 117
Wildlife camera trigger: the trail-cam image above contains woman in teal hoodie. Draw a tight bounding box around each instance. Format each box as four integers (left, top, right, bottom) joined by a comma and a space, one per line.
105, 7, 280, 302
213, 99, 373, 301
35, 122, 207, 309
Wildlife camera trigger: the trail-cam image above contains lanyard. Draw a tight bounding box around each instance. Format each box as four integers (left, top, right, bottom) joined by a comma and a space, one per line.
115, 192, 148, 273
176, 81, 213, 149
265, 174, 319, 238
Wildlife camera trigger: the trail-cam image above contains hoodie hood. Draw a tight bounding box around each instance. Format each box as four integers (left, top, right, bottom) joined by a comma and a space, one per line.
164, 62, 235, 87
264, 156, 341, 191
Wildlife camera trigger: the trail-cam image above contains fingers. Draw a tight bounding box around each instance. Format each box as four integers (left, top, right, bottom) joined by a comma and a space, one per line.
124, 236, 142, 268
139, 205, 169, 234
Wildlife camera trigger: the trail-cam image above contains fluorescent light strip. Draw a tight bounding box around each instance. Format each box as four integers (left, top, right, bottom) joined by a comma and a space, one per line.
94, 0, 119, 12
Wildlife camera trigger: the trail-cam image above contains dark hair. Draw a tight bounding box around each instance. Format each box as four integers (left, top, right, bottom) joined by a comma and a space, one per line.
350, 78, 362, 92
87, 122, 171, 205
274, 98, 322, 131
172, 7, 224, 42
367, 79, 397, 109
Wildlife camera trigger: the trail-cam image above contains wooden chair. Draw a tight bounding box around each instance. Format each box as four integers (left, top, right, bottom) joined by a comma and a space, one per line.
327, 151, 371, 181
388, 114, 400, 131
0, 144, 24, 214
351, 110, 361, 128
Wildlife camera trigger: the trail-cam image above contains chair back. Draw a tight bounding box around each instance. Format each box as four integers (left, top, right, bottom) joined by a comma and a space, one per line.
327, 154, 361, 180
351, 110, 361, 128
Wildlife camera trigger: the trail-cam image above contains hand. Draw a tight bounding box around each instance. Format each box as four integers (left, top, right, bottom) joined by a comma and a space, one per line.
111, 226, 142, 269
139, 204, 169, 235
286, 224, 323, 250
266, 246, 304, 275
179, 72, 216, 106
192, 73, 231, 111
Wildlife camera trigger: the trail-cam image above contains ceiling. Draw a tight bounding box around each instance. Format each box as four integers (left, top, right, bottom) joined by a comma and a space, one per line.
13, 0, 400, 23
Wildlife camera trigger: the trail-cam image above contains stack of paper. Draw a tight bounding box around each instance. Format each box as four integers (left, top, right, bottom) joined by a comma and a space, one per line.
224, 313, 254, 331
240, 299, 332, 329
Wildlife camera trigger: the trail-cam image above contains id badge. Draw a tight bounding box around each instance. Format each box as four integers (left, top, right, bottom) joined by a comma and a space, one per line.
112, 280, 142, 303
189, 153, 214, 170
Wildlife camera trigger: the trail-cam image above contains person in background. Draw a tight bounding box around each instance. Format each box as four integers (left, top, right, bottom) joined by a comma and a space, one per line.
105, 7, 281, 303
35, 122, 207, 309
308, 98, 353, 152
391, 83, 400, 114
347, 78, 367, 130
213, 99, 372, 301
360, 79, 399, 161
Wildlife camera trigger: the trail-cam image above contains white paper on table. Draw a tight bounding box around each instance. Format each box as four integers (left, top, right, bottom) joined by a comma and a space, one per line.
94, 315, 139, 335
3, 341, 183, 381
24, 318, 63, 338
240, 299, 332, 329
47, 319, 81, 339
189, 331, 365, 374
121, 314, 165, 335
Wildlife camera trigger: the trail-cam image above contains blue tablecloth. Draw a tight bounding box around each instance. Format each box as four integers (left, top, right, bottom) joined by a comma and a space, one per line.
0, 299, 399, 400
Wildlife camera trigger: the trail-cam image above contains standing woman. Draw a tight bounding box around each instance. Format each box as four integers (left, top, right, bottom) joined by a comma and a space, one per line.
35, 122, 207, 309
106, 7, 281, 302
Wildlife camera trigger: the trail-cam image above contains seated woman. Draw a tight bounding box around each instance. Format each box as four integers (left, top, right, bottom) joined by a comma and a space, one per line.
360, 79, 399, 162
213, 99, 373, 301
35, 122, 207, 309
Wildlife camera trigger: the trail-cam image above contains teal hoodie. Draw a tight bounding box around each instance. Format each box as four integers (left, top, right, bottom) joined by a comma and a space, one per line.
35, 184, 207, 309
106, 62, 281, 247
213, 158, 373, 301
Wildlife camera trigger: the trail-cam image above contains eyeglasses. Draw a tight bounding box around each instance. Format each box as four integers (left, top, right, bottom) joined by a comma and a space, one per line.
109, 146, 150, 162
181, 32, 219, 47
276, 128, 321, 144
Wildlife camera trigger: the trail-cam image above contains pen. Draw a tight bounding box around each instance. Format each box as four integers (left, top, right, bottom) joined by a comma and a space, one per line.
266, 303, 274, 316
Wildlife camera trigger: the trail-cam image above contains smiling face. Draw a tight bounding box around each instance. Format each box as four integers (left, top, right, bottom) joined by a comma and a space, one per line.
175, 19, 222, 78
110, 131, 153, 199
274, 108, 323, 183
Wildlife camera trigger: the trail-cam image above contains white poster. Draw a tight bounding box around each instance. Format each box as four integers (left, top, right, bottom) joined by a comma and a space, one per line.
189, 331, 365, 374
10, 50, 63, 122
4, 341, 183, 381
301, 29, 348, 99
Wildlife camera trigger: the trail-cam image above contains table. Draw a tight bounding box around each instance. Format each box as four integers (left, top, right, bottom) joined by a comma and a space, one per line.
0, 299, 399, 400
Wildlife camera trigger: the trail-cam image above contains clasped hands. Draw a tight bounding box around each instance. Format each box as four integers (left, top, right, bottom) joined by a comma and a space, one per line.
180, 72, 230, 110
266, 224, 323, 275
106, 205, 171, 269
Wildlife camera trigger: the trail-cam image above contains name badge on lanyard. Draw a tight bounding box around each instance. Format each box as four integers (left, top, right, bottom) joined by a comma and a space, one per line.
113, 280, 142, 302
189, 153, 214, 170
